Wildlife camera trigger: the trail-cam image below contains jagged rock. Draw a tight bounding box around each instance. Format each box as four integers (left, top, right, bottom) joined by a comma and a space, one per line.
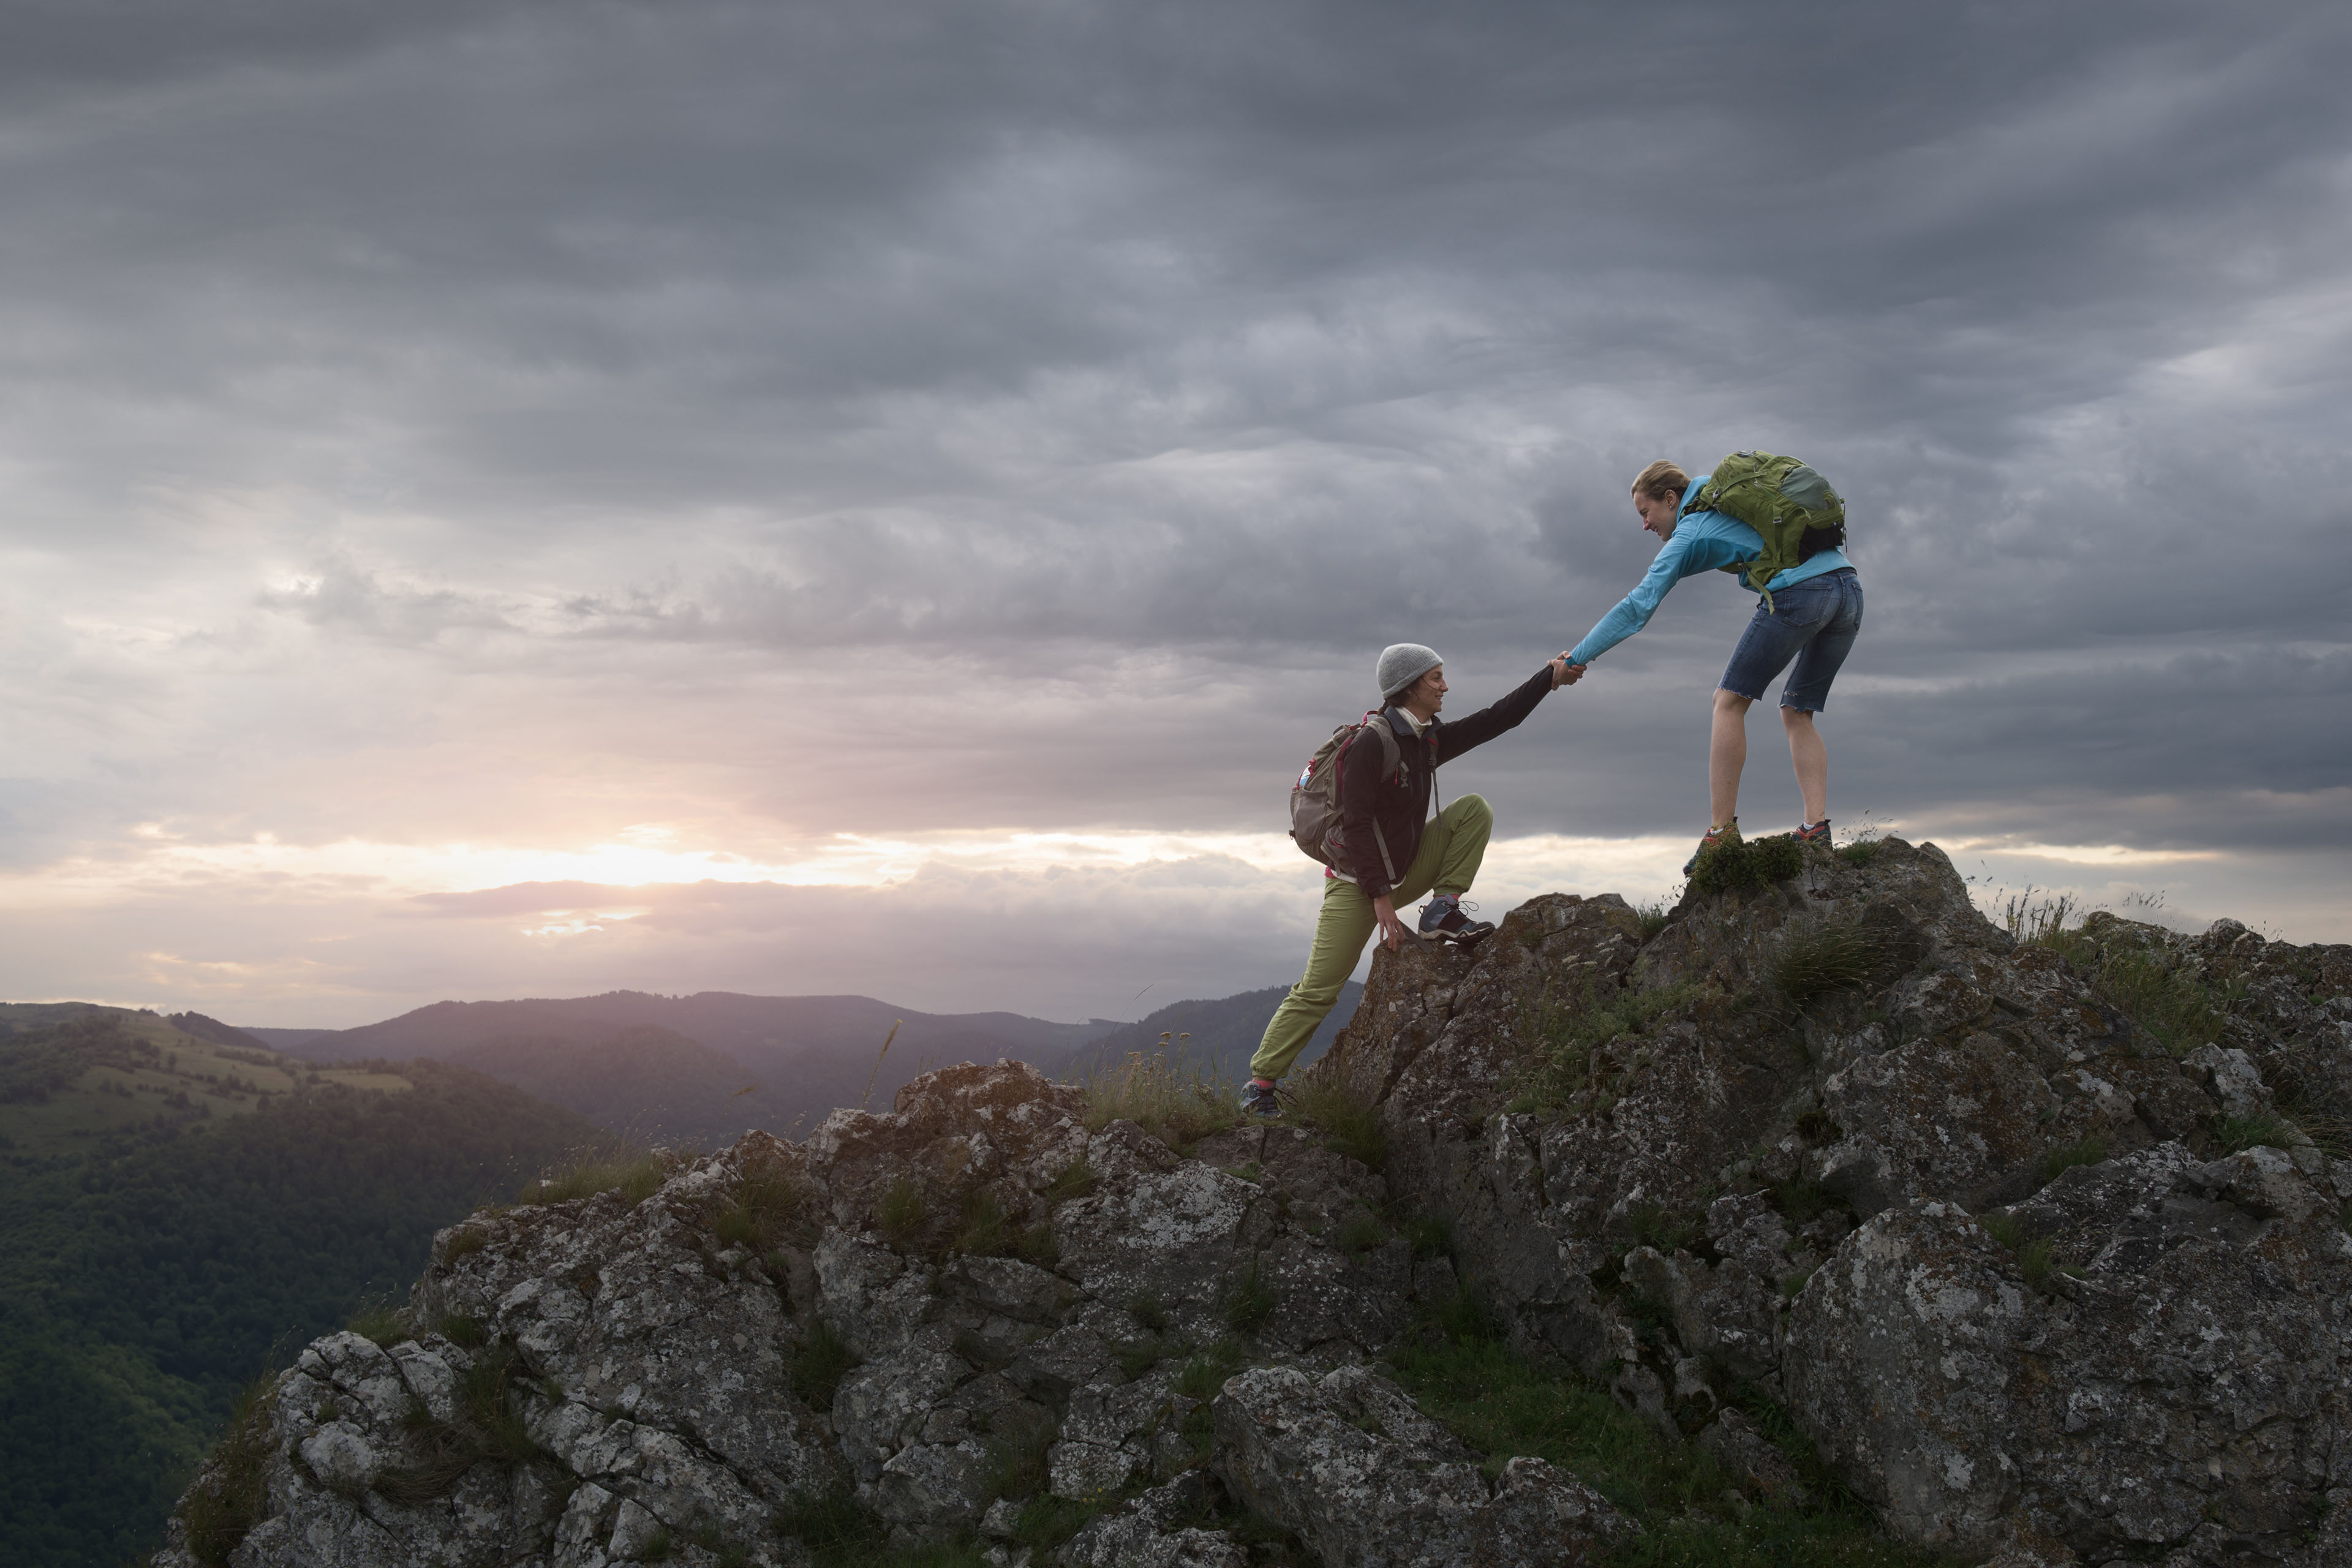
156, 851, 2352, 1568
1697, 1408, 1810, 1507
1055, 1474, 1246, 1567
1783, 1144, 2352, 1561
1212, 1364, 1635, 1566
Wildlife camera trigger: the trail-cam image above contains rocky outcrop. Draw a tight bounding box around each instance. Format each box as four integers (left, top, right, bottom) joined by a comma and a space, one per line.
154, 1061, 1445, 1568
1309, 835, 2352, 1566
1212, 1365, 1634, 1566
156, 836, 2352, 1568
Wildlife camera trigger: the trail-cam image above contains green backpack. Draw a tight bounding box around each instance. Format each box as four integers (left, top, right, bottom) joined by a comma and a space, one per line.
1684, 451, 1846, 603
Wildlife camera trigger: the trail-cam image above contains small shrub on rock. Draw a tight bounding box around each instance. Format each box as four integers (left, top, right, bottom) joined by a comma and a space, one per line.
2040, 1136, 2108, 1183
1287, 1075, 1387, 1170
527, 1150, 666, 1207
1687, 833, 1803, 895
2219, 1113, 2297, 1154
1084, 1049, 1238, 1151
179, 1372, 278, 1567
432, 1311, 488, 1348
345, 1295, 407, 1348
875, 1176, 929, 1241
789, 1318, 856, 1410
1772, 924, 1884, 1009
1335, 1210, 1387, 1254
1224, 1261, 1276, 1332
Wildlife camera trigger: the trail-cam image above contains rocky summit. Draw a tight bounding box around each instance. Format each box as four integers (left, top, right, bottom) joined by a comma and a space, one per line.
153, 837, 2352, 1568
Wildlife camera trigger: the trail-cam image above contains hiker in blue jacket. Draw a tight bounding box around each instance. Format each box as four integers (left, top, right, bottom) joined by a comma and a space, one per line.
1562, 458, 1863, 870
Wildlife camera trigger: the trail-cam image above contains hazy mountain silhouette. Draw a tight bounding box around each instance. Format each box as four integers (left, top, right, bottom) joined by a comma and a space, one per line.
258, 992, 1120, 1144
1063, 984, 1362, 1080
238, 984, 1362, 1145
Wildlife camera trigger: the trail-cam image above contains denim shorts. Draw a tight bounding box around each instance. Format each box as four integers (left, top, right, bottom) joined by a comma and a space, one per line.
1720, 568, 1863, 711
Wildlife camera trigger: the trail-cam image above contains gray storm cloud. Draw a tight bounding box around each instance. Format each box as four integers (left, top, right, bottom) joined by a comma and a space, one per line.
1, 0, 2347, 1020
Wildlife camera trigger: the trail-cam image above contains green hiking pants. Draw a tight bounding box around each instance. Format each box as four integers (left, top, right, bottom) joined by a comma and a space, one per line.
1250, 793, 1493, 1083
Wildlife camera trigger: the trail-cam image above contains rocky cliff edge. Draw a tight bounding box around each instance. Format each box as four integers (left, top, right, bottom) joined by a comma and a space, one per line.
154, 837, 2352, 1568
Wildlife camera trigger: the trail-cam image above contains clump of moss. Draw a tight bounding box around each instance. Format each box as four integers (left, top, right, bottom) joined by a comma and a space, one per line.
1687, 833, 1804, 895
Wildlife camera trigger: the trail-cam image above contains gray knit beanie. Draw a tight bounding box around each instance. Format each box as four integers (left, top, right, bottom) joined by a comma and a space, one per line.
1376, 643, 1442, 701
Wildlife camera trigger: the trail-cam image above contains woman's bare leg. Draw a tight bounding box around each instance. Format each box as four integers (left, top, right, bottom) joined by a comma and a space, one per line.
1783, 706, 1827, 824
1709, 688, 1752, 826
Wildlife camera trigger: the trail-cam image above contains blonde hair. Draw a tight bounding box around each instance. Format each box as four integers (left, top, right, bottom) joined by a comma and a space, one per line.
1630, 459, 1690, 503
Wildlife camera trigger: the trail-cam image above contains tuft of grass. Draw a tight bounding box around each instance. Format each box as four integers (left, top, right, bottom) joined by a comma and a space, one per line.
982, 1403, 1057, 1504
1127, 1289, 1170, 1334
375, 1344, 541, 1504
432, 1311, 488, 1349
345, 1295, 407, 1348
1393, 1314, 1948, 1568
459, 1344, 540, 1464
179, 1371, 279, 1567
1515, 979, 1695, 1115
1766, 1173, 1841, 1227
2007, 897, 2230, 1058
790, 1317, 858, 1411
1117, 1337, 1177, 1381
1225, 1259, 1276, 1333
952, 1185, 1012, 1256
1287, 1074, 1387, 1170
2040, 1136, 2107, 1184
1633, 900, 1673, 939
2218, 1113, 2297, 1155
1335, 1210, 1387, 1256
1623, 1200, 1703, 1254
1772, 924, 1883, 1009
776, 1488, 890, 1559
1043, 1155, 1098, 1205
1978, 1212, 2027, 1251
1401, 1212, 1454, 1259
1687, 833, 1804, 896
641, 1526, 674, 1561
1835, 840, 1882, 866
1175, 1341, 1245, 1402
711, 1166, 815, 1252
875, 1176, 930, 1242
1426, 1284, 1494, 1344
441, 1225, 489, 1264
526, 1150, 666, 1207
1084, 1045, 1240, 1151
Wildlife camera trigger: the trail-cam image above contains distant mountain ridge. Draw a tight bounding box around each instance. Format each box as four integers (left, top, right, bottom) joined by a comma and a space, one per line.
236, 984, 1363, 1147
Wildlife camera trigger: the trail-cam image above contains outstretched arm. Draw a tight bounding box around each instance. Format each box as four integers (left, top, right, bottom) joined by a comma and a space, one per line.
1564, 532, 1695, 666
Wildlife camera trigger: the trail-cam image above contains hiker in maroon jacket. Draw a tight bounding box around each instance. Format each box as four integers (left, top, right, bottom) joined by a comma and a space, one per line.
1243, 644, 1581, 1117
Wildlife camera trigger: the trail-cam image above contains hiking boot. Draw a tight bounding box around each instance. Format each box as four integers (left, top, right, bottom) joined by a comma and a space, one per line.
1240, 1079, 1283, 1118
1419, 894, 1496, 944
1683, 819, 1740, 875
1793, 818, 1832, 846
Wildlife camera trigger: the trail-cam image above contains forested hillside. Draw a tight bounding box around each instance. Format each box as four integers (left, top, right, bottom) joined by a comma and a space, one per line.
0, 1009, 601, 1568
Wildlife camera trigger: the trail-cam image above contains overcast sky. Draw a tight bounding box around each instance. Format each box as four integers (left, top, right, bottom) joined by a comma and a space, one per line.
2, 0, 2346, 1027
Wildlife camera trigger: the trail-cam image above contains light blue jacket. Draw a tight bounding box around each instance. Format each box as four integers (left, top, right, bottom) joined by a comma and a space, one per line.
1565, 478, 1853, 666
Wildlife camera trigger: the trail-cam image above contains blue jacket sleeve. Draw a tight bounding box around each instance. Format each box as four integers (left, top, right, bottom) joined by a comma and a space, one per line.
1567, 533, 1695, 665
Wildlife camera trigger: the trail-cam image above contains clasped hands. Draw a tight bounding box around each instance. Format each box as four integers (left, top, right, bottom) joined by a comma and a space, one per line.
1549, 654, 1590, 689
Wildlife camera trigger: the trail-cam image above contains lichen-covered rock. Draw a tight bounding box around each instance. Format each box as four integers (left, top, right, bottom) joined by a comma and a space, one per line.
1212, 1364, 1635, 1566
1054, 1473, 1246, 1567
155, 849, 2352, 1568
1305, 836, 2352, 1564
1783, 1144, 2352, 1561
